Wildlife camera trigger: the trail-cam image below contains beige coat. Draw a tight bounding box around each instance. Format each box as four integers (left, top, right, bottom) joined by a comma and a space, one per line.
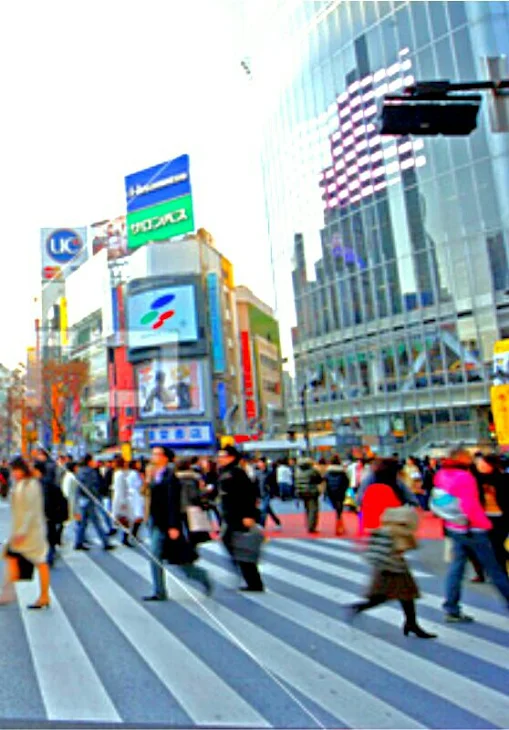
9, 478, 48, 564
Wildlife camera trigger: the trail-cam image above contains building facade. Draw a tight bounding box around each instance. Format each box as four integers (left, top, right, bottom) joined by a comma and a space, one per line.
250, 0, 509, 452
235, 285, 284, 436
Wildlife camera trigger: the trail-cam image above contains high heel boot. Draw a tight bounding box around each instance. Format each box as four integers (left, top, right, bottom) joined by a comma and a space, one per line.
401, 599, 436, 639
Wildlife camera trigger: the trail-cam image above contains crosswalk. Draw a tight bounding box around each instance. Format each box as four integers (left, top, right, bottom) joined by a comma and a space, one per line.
1, 537, 508, 728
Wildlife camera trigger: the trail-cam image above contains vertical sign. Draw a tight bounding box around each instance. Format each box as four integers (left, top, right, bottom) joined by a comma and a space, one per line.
59, 297, 68, 347
207, 272, 225, 373
241, 331, 257, 420
217, 381, 228, 421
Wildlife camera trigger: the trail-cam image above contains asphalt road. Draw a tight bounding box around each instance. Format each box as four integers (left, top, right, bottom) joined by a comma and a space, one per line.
0, 502, 507, 729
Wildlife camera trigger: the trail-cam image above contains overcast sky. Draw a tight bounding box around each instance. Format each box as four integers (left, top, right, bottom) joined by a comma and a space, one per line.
0, 0, 271, 368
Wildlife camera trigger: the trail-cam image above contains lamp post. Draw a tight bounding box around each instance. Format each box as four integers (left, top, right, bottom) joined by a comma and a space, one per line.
300, 383, 310, 455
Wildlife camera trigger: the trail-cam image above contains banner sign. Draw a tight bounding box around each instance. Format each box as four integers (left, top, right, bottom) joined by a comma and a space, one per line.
41, 227, 88, 281
241, 331, 257, 420
207, 272, 225, 373
125, 154, 191, 214
217, 382, 228, 421
126, 194, 194, 249
145, 422, 214, 448
91, 216, 128, 261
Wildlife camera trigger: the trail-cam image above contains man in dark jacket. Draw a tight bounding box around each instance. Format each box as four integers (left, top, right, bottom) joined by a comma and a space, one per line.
34, 448, 67, 564
218, 446, 264, 591
294, 457, 323, 533
255, 458, 281, 529
143, 447, 211, 601
75, 454, 114, 552
324, 456, 350, 536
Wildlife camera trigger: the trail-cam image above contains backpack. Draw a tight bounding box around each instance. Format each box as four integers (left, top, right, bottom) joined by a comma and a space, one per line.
429, 487, 468, 524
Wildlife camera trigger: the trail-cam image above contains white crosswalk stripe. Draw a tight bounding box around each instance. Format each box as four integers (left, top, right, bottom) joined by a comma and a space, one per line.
1, 538, 508, 728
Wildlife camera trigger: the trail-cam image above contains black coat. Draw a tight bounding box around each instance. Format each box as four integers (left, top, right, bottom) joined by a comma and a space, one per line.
149, 465, 182, 533
218, 462, 259, 531
42, 459, 67, 523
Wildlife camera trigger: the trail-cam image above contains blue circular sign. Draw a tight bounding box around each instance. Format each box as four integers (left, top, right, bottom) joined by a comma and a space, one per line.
46, 229, 83, 264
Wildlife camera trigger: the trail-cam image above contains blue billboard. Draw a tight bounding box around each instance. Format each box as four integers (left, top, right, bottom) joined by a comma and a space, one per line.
207, 272, 225, 373
125, 154, 191, 213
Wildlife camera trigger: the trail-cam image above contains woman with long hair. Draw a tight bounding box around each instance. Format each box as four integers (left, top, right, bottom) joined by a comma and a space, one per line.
0, 457, 51, 609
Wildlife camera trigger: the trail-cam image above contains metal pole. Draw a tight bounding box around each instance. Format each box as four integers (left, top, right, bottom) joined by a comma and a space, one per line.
301, 384, 310, 455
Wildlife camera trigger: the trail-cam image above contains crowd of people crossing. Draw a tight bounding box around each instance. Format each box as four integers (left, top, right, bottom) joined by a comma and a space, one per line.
0, 444, 507, 638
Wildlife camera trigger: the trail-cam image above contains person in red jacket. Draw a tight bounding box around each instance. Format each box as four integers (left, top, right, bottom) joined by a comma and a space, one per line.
435, 448, 509, 623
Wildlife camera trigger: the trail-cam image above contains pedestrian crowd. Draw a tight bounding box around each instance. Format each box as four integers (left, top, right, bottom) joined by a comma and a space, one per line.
0, 445, 507, 643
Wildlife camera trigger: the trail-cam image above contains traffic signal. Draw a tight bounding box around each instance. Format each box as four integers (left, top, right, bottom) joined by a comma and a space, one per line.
380, 99, 481, 136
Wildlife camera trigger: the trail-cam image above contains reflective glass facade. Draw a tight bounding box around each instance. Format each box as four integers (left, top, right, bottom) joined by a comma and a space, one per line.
252, 0, 509, 449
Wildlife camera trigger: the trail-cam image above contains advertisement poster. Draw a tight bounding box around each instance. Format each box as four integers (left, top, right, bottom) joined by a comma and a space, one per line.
493, 339, 509, 386
137, 359, 204, 418
90, 216, 128, 261
127, 284, 198, 350
41, 227, 88, 281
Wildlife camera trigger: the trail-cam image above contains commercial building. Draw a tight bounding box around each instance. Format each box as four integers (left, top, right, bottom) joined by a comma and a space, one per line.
250, 0, 509, 453
235, 285, 284, 436
126, 234, 241, 453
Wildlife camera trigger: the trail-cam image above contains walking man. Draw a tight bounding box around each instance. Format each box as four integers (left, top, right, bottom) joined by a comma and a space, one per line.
294, 457, 323, 533
143, 446, 211, 602
75, 455, 115, 552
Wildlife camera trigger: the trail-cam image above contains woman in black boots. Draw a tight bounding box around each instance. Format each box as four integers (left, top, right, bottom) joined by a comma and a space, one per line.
350, 465, 436, 639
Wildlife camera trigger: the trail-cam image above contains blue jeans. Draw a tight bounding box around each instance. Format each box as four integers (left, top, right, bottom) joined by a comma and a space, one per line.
100, 497, 113, 533
260, 494, 281, 527
75, 500, 109, 549
444, 531, 509, 616
150, 525, 168, 599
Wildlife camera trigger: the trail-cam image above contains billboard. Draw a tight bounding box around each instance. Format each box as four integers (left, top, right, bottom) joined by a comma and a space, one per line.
91, 216, 128, 261
127, 195, 194, 250
125, 154, 191, 214
136, 359, 205, 419
134, 422, 214, 449
40, 227, 88, 281
207, 272, 225, 373
127, 283, 199, 350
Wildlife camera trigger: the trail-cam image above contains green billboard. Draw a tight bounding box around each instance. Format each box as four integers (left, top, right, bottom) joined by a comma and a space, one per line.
127, 194, 194, 249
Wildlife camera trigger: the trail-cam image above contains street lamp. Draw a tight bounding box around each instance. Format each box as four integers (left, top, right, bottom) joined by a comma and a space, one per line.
300, 375, 320, 456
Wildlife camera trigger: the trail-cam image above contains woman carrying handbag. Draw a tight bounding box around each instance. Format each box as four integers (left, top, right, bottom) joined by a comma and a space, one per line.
0, 457, 51, 609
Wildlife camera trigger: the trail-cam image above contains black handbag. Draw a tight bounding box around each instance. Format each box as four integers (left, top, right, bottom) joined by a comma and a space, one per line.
163, 534, 198, 565
231, 527, 264, 563
6, 548, 35, 581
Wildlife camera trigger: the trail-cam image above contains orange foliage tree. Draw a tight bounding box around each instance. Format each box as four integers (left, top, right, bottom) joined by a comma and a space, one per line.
35, 360, 90, 446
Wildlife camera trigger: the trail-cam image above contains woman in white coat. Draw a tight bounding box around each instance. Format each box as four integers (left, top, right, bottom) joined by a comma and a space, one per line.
0, 457, 50, 609
111, 457, 133, 546
127, 461, 145, 542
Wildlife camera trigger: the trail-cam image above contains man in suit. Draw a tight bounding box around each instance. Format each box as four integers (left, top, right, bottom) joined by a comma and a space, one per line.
143, 446, 211, 601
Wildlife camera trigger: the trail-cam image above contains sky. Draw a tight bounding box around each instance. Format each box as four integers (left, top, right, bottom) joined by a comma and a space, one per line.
0, 0, 271, 368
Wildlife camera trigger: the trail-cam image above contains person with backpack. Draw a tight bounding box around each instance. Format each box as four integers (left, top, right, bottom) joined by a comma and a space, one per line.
294, 457, 323, 534
324, 456, 350, 536
433, 448, 509, 623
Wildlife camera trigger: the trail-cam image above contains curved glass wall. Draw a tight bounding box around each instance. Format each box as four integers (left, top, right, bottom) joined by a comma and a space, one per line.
252, 0, 509, 448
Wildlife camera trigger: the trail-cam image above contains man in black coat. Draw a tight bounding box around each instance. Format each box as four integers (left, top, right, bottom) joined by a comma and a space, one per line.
218, 446, 264, 592
143, 446, 211, 602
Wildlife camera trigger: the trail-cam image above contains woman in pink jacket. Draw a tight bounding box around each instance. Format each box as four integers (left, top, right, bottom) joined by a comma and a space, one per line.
434, 449, 509, 623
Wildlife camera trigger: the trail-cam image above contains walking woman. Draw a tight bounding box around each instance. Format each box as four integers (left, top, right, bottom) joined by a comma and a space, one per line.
112, 457, 133, 546
128, 461, 145, 543
350, 459, 436, 639
0, 457, 51, 609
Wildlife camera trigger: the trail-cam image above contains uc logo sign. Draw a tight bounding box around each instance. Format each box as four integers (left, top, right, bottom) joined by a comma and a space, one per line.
140, 293, 176, 330
46, 229, 84, 264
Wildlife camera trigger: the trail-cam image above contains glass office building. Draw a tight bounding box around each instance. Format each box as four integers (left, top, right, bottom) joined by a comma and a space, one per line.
250, 0, 509, 451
